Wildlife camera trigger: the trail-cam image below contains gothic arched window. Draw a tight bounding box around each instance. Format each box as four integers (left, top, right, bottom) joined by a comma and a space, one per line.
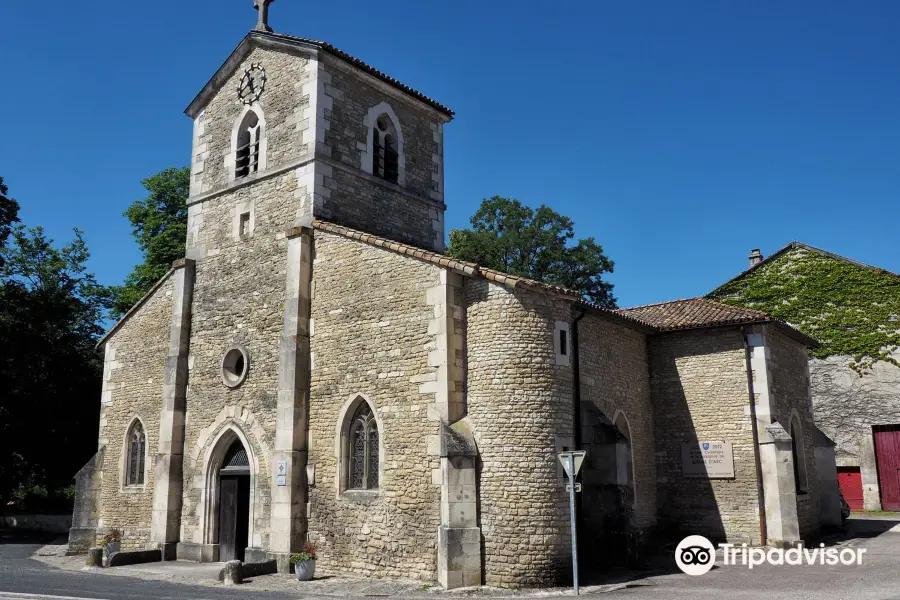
346, 402, 379, 490
126, 421, 146, 486
235, 110, 263, 178
372, 115, 399, 184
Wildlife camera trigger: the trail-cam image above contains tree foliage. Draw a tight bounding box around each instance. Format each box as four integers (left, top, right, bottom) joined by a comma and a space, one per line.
709, 247, 900, 372
112, 167, 190, 316
0, 193, 111, 503
0, 176, 21, 267
447, 196, 616, 307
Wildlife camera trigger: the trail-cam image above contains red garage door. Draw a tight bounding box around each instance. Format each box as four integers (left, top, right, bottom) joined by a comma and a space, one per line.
875, 426, 900, 511
838, 467, 864, 511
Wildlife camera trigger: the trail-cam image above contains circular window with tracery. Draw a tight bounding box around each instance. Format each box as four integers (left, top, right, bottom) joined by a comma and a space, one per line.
221, 345, 250, 388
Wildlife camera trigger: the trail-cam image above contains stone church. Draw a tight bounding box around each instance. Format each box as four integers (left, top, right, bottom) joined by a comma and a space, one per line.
69, 3, 835, 588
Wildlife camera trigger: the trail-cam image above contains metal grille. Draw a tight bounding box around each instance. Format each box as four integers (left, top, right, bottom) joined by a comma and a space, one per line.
221, 441, 250, 474
348, 403, 379, 490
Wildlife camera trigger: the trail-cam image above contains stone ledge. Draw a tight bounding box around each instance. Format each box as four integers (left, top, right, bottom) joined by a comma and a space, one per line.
107, 548, 162, 567
176, 542, 219, 563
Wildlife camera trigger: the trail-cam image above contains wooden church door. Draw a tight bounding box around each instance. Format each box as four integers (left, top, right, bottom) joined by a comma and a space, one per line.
218, 441, 251, 561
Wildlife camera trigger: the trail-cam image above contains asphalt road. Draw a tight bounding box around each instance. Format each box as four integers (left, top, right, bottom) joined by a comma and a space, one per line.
604, 518, 900, 600
0, 532, 292, 600
2, 519, 899, 599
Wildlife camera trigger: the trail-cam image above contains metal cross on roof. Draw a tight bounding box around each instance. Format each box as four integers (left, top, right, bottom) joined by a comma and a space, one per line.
253, 0, 275, 32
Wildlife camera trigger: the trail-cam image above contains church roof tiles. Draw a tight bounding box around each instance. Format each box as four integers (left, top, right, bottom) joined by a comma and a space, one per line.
311, 220, 814, 346
616, 297, 817, 345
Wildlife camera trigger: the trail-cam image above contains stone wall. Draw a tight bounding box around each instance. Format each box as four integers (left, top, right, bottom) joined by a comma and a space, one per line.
649, 328, 762, 544
178, 175, 297, 551
466, 281, 573, 587
577, 314, 655, 560
189, 47, 313, 197
306, 230, 442, 581
96, 275, 174, 549
810, 350, 900, 510
318, 55, 445, 251
316, 164, 444, 253
764, 327, 821, 541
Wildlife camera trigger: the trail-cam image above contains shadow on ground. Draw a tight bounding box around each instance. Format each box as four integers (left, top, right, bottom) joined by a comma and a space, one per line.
0, 529, 61, 545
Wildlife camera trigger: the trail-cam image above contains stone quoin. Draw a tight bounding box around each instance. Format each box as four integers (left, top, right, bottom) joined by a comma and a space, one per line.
68, 2, 834, 587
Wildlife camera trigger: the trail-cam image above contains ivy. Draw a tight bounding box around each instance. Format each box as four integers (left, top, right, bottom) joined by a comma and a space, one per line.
709, 248, 900, 373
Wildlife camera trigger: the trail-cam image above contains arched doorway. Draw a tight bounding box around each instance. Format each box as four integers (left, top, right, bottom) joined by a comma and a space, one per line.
613, 411, 636, 515
217, 440, 250, 561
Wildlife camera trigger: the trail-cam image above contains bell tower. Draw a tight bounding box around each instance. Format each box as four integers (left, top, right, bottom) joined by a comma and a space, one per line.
182, 2, 454, 257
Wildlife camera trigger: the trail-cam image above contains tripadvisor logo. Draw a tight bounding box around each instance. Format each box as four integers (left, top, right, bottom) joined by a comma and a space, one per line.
675, 535, 716, 575
675, 535, 867, 575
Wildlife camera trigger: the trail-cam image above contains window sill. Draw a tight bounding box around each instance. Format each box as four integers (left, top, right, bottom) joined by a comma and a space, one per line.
341, 489, 381, 505
121, 485, 146, 494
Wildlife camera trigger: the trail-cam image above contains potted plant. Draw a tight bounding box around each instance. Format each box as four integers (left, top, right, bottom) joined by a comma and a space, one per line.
290, 542, 317, 581
100, 529, 122, 558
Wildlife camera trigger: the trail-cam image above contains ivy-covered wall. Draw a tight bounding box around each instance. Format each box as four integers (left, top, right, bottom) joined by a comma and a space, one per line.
709, 245, 900, 509
709, 246, 900, 372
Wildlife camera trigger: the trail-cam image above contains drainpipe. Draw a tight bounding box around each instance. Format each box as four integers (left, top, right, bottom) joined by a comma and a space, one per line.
572, 307, 587, 563
741, 325, 768, 546
572, 307, 586, 449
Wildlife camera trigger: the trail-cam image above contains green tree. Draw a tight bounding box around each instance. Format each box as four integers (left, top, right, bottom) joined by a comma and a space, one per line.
0, 220, 111, 504
447, 196, 617, 307
0, 176, 22, 266
113, 167, 190, 315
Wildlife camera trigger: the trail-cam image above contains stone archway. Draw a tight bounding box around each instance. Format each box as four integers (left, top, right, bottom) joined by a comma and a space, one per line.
613, 410, 636, 516
201, 425, 257, 561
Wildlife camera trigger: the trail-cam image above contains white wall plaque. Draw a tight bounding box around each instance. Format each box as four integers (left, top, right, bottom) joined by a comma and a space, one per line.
276, 459, 288, 486
681, 441, 735, 479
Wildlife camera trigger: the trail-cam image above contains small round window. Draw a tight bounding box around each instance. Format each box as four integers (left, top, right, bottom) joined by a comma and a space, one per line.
221, 346, 249, 388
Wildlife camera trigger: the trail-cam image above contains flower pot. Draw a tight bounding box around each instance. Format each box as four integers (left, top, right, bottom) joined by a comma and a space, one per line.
294, 559, 316, 581
102, 542, 120, 567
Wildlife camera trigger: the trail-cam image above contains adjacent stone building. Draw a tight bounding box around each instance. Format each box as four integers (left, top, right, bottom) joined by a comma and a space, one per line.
70, 10, 830, 587
710, 243, 900, 513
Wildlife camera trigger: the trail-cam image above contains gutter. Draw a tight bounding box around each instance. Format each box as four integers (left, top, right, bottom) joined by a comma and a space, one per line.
741, 325, 768, 546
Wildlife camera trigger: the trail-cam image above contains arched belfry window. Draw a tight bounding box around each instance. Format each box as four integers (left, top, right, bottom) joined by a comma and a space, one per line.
126, 420, 146, 486
235, 110, 263, 178
372, 115, 399, 184
343, 401, 380, 491
363, 103, 405, 186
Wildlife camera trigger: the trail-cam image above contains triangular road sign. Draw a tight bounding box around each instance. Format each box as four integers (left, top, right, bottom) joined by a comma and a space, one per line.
557, 451, 586, 478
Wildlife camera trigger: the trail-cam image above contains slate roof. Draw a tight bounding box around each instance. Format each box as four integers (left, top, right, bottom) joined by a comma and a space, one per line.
186, 31, 454, 119
268, 33, 454, 117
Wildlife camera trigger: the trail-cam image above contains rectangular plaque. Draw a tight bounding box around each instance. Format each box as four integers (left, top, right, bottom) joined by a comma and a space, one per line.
276, 459, 288, 486
681, 440, 735, 478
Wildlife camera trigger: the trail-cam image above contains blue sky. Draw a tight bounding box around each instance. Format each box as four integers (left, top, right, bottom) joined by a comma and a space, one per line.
1, 0, 898, 308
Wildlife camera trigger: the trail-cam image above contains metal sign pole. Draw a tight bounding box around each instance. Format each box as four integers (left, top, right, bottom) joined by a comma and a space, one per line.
566, 454, 579, 596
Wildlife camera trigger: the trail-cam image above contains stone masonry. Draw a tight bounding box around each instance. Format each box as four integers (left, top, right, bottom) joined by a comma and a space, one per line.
76, 20, 828, 590
465, 281, 573, 588
306, 230, 442, 581
649, 328, 762, 544
95, 271, 175, 549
